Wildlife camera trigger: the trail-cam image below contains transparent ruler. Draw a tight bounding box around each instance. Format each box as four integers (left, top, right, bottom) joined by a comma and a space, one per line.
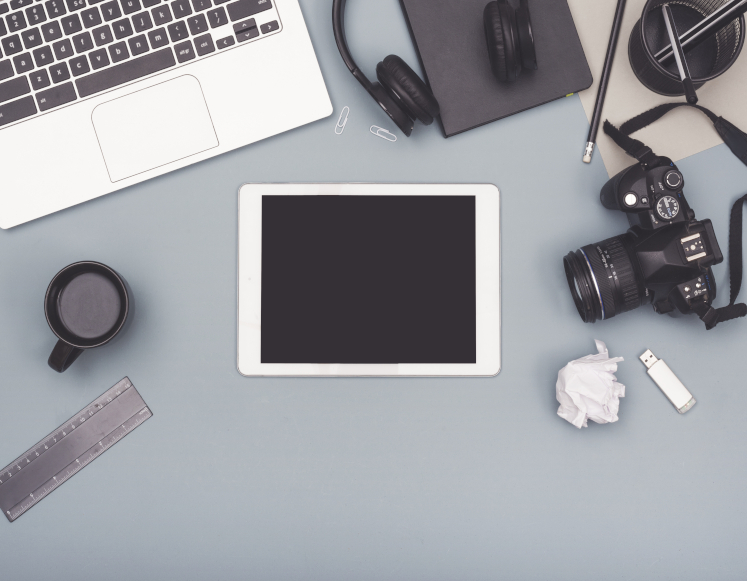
0, 377, 152, 522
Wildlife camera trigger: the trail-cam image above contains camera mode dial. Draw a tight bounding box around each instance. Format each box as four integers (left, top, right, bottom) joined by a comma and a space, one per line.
656, 195, 680, 220
664, 170, 683, 190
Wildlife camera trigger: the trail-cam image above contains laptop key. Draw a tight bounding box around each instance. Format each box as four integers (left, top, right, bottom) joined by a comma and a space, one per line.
41, 20, 62, 42
66, 0, 86, 11
127, 32, 147, 55
21, 26, 42, 49
121, 0, 140, 14
112, 17, 132, 38
206, 6, 224, 27
69, 53, 88, 75
72, 30, 92, 52
0, 74, 29, 102
76, 46, 175, 97
0, 3, 8, 14
151, 4, 170, 25
0, 58, 12, 78
142, 0, 158, 6
173, 38, 192, 62
226, 0, 270, 22
0, 94, 35, 126
166, 19, 185, 41
0, 18, 5, 36
29, 67, 49, 88
2, 34, 22, 55
32, 44, 52, 66
170, 0, 190, 18
193, 32, 212, 55
231, 17, 252, 33
132, 11, 152, 32
9, 0, 32, 10
82, 7, 102, 27
49, 60, 69, 82
215, 34, 232, 48
6, 11, 27, 31
235, 25, 256, 42
52, 37, 73, 60
108, 39, 127, 61
12, 51, 32, 72
36, 80, 75, 110
100, 0, 121, 21
146, 25, 166, 47
88, 46, 108, 68
259, 19, 276, 34
190, 0, 209, 11
44, 0, 65, 18
25, 5, 46, 25
186, 12, 205, 34
60, 13, 82, 35
92, 23, 113, 45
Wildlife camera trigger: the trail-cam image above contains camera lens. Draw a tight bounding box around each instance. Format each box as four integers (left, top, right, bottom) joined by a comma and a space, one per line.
563, 234, 647, 323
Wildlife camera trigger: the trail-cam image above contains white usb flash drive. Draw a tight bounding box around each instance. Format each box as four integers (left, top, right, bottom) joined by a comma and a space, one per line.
640, 350, 696, 414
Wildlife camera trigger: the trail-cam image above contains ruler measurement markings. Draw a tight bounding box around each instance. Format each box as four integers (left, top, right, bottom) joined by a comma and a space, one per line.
0, 379, 150, 522
0, 389, 146, 512
0, 380, 133, 484
7, 408, 152, 522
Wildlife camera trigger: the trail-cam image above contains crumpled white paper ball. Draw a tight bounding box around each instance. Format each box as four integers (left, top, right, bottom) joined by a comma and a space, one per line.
556, 340, 625, 429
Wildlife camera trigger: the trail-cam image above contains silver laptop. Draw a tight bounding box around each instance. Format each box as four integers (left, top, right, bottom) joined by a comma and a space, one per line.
0, 0, 331, 228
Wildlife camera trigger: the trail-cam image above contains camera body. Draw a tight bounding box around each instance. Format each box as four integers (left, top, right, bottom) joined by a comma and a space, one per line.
564, 157, 723, 323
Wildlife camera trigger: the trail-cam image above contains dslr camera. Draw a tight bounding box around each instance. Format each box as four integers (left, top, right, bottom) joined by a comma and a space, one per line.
564, 157, 723, 324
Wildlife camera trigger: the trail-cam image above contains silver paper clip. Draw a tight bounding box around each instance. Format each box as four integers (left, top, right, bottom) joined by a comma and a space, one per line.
370, 125, 397, 142
335, 106, 349, 135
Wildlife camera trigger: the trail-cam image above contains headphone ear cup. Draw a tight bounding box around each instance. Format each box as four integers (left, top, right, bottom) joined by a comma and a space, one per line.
515, 0, 537, 70
484, 0, 520, 82
376, 55, 440, 126
370, 82, 414, 137
483, 1, 508, 82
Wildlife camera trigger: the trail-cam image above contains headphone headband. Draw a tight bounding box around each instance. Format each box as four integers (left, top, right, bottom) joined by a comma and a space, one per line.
332, 0, 376, 97
332, 0, 436, 137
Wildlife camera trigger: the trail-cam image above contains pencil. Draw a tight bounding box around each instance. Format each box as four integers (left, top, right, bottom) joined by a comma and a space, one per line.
662, 4, 698, 104
583, 0, 627, 164
655, 0, 747, 66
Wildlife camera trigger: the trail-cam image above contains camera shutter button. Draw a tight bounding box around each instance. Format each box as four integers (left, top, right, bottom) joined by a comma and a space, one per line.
624, 193, 638, 206
665, 170, 683, 190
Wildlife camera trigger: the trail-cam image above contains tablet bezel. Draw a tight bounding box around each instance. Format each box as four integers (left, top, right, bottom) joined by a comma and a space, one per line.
238, 183, 500, 377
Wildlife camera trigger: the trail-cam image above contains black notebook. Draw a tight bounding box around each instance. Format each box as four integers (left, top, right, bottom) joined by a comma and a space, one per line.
399, 0, 592, 137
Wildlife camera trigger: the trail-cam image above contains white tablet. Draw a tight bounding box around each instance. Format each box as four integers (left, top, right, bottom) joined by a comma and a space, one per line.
238, 184, 500, 377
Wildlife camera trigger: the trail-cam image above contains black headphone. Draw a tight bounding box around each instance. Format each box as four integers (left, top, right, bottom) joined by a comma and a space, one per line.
483, 0, 537, 82
332, 0, 441, 137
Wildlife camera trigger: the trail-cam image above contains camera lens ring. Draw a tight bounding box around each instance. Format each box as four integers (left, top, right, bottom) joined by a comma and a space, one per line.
579, 248, 606, 320
564, 234, 647, 324
563, 250, 604, 323
583, 244, 618, 319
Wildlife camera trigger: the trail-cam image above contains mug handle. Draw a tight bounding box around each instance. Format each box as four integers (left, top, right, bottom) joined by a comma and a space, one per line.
48, 340, 83, 373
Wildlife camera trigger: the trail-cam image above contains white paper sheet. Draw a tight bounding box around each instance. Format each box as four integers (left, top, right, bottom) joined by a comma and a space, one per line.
556, 340, 626, 429
568, 0, 747, 176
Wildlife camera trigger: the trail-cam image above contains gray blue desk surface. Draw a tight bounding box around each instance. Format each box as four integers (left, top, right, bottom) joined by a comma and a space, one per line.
1, 1, 746, 579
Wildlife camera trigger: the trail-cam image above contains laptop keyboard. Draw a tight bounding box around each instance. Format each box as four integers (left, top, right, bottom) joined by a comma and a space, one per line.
0, 0, 280, 128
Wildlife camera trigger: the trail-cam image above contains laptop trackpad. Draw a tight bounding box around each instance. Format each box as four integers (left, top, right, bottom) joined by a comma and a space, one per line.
92, 75, 219, 182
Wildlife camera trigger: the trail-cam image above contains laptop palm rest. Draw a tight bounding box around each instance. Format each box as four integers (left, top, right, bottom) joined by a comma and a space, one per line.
91, 75, 219, 183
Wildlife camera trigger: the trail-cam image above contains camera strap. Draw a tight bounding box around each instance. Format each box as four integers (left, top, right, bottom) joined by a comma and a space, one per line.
603, 103, 747, 169
604, 104, 747, 330
695, 194, 747, 330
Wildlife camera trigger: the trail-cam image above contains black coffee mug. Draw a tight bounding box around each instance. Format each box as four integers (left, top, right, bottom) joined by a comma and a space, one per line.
45, 262, 130, 373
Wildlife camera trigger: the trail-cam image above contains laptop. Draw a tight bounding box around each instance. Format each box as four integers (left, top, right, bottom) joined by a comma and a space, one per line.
0, 0, 331, 228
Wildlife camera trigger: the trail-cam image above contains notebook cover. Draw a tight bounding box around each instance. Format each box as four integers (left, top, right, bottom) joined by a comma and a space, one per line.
399, 0, 593, 137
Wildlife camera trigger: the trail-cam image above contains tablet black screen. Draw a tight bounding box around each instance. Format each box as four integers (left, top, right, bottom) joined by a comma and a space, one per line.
261, 196, 476, 364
